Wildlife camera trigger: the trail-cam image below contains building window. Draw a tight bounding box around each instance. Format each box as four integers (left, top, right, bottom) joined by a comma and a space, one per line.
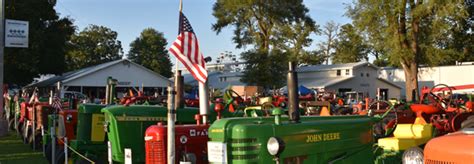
360, 73, 363, 77
366, 73, 370, 77
336, 70, 341, 76
345, 69, 350, 75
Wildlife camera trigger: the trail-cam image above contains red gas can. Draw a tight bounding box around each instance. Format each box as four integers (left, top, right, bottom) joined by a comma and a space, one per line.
145, 123, 210, 164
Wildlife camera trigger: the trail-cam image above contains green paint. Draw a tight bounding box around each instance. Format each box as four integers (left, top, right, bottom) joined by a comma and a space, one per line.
209, 115, 377, 163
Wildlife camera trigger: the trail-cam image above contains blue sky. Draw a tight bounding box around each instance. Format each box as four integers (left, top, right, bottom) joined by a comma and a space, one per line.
55, 0, 352, 65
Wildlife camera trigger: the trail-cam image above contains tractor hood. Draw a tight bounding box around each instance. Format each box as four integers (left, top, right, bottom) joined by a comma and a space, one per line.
424, 128, 474, 163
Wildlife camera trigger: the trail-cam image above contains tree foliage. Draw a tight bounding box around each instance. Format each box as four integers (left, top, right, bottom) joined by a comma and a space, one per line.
128, 28, 172, 78
239, 50, 289, 88
66, 25, 123, 70
332, 24, 368, 64
300, 50, 325, 66
4, 0, 75, 85
441, 0, 474, 65
347, 0, 468, 101
317, 21, 339, 65
212, 0, 317, 88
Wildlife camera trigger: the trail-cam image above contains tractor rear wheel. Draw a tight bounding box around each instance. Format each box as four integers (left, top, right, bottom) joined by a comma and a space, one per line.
8, 117, 15, 130
461, 115, 474, 129
29, 133, 42, 149
45, 141, 53, 162
55, 149, 65, 164
15, 121, 23, 137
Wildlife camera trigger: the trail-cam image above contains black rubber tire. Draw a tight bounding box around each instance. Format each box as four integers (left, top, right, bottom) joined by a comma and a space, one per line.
29, 133, 42, 150
21, 124, 28, 143
55, 149, 65, 164
16, 121, 23, 137
8, 117, 15, 130
461, 115, 474, 129
45, 141, 53, 162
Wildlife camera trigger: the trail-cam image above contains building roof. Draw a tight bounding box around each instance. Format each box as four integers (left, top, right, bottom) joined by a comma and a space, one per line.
298, 76, 353, 88
377, 77, 402, 89
217, 72, 243, 77
182, 71, 222, 84
26, 59, 170, 88
297, 61, 378, 72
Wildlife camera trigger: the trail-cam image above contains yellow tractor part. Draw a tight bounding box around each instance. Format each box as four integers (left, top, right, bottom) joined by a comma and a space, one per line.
378, 124, 433, 151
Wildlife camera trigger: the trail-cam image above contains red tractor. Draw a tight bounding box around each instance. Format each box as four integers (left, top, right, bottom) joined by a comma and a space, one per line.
144, 99, 230, 164
145, 121, 210, 164
410, 84, 474, 135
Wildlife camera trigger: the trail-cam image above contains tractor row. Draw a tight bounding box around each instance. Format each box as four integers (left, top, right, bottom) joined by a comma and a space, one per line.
3, 62, 473, 163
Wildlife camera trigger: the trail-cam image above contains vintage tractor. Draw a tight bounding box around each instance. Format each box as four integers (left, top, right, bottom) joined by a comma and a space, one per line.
420, 116, 474, 163
374, 84, 474, 163
103, 99, 245, 163
145, 118, 211, 164
43, 103, 104, 164
143, 92, 245, 164
207, 62, 398, 163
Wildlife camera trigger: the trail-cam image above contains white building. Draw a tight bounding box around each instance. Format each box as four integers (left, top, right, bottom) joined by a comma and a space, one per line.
297, 62, 402, 100
27, 59, 171, 99
183, 61, 403, 100
183, 71, 245, 90
380, 63, 474, 97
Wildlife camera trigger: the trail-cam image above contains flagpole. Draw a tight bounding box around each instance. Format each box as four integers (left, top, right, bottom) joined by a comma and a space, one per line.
175, 0, 182, 76
168, 1, 182, 164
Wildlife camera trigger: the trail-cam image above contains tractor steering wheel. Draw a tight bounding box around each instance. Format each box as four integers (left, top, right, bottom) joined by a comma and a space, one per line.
429, 84, 453, 110
368, 100, 398, 139
224, 89, 244, 105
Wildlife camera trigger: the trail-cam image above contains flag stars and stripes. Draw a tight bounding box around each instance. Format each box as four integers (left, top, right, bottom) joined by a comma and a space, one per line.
169, 12, 208, 84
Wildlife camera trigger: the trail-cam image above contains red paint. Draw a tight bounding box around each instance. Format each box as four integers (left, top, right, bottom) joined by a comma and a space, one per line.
145, 124, 210, 164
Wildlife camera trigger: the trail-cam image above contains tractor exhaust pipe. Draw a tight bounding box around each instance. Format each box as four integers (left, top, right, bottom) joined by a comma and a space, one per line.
287, 62, 300, 123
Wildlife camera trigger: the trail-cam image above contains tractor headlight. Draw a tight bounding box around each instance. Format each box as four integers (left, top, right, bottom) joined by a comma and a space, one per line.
267, 137, 285, 156
402, 147, 423, 164
66, 114, 73, 122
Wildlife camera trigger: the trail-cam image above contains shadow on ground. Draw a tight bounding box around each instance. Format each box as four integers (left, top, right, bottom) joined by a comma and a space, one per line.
0, 131, 48, 164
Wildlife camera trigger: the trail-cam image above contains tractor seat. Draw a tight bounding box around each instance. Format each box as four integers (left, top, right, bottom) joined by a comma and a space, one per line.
378, 124, 433, 151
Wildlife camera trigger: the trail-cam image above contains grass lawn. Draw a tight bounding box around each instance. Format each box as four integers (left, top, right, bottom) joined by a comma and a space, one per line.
0, 131, 48, 164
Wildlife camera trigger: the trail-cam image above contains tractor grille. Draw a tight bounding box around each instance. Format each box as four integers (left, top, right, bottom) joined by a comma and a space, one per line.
425, 159, 455, 164
146, 140, 165, 164
230, 138, 259, 161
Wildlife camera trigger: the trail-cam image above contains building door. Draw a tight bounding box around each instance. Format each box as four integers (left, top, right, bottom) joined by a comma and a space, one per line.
378, 88, 389, 100
338, 88, 352, 98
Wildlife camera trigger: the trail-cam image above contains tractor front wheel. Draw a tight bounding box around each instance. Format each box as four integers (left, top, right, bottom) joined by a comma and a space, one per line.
461, 115, 474, 129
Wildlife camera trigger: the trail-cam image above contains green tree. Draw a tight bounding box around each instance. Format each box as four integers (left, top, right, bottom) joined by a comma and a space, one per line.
66, 25, 123, 70
300, 50, 325, 65
212, 0, 316, 88
347, 0, 468, 101
128, 28, 172, 78
332, 24, 368, 64
441, 0, 474, 65
275, 15, 319, 63
4, 0, 75, 85
239, 50, 289, 88
317, 21, 339, 65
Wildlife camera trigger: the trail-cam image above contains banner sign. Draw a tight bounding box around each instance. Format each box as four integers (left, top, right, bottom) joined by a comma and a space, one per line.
5, 19, 29, 48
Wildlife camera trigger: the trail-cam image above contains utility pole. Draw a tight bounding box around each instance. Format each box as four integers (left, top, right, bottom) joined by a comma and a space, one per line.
0, 0, 7, 137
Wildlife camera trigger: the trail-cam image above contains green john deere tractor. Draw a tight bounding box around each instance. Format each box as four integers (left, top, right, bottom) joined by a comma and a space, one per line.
102, 102, 245, 163
207, 62, 401, 164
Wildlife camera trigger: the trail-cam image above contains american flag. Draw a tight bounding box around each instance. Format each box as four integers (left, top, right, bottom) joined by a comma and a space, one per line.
51, 95, 62, 110
169, 12, 208, 83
